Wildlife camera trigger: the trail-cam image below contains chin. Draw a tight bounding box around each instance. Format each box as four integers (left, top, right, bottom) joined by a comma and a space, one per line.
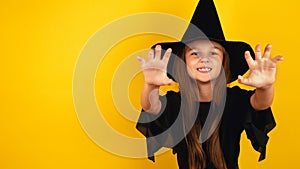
196, 79, 211, 84
195, 75, 220, 84
195, 77, 212, 83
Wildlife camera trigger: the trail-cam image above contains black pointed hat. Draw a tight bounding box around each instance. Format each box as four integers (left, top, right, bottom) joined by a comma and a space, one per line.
154, 0, 254, 83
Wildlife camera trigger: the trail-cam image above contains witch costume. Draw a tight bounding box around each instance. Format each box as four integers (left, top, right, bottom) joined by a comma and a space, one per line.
136, 0, 276, 168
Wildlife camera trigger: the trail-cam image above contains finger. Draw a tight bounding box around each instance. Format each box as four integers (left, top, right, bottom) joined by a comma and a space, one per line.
148, 49, 154, 60
255, 44, 262, 60
164, 77, 173, 86
238, 75, 251, 86
162, 48, 172, 64
154, 45, 162, 59
244, 51, 255, 69
271, 55, 284, 64
263, 44, 272, 59
137, 56, 146, 65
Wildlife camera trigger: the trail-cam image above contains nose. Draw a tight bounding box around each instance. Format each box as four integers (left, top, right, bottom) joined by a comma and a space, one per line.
198, 56, 209, 63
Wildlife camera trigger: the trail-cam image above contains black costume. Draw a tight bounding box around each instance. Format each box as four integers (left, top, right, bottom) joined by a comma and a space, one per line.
136, 86, 276, 169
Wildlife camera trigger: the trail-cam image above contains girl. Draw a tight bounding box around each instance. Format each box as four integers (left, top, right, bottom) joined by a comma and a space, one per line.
137, 41, 282, 169
136, 0, 283, 168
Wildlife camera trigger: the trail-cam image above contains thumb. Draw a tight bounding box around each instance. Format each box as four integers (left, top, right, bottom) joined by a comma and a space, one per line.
164, 77, 173, 86
238, 75, 250, 85
271, 55, 284, 64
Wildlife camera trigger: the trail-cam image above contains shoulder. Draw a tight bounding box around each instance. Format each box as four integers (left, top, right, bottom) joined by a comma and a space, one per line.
227, 85, 251, 93
227, 86, 254, 100
225, 86, 255, 114
222, 87, 255, 129
161, 91, 181, 104
165, 90, 180, 98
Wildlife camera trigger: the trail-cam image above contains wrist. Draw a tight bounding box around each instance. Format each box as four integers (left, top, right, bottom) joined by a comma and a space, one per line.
256, 83, 274, 91
144, 83, 160, 90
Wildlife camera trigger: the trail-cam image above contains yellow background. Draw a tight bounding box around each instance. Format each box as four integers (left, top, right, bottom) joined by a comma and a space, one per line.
1, 0, 299, 168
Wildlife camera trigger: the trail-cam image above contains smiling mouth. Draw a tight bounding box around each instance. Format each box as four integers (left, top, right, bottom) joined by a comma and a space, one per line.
196, 67, 212, 73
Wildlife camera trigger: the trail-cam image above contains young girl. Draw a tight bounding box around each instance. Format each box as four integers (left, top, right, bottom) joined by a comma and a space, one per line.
136, 0, 283, 169
137, 40, 282, 169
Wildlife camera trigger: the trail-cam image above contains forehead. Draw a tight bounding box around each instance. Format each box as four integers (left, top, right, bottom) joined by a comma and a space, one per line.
186, 40, 223, 50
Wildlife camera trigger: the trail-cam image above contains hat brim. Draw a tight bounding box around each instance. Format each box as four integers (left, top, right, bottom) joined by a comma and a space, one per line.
152, 40, 254, 83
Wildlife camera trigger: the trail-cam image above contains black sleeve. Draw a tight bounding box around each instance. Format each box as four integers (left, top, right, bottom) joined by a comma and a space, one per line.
231, 86, 276, 161
244, 105, 276, 161
136, 91, 180, 161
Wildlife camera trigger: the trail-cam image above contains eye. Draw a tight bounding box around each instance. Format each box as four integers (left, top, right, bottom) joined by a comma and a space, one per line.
210, 51, 219, 56
191, 51, 200, 56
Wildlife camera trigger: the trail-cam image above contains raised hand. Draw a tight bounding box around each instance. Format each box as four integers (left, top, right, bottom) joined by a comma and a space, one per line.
137, 45, 173, 86
238, 44, 283, 89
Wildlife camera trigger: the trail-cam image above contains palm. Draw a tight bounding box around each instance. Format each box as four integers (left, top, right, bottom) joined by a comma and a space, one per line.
238, 44, 283, 89
137, 45, 173, 86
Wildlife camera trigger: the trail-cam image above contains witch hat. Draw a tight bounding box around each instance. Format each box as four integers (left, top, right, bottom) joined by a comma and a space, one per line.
154, 0, 254, 83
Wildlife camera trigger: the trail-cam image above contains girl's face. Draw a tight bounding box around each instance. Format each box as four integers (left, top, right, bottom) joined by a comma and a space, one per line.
185, 40, 224, 83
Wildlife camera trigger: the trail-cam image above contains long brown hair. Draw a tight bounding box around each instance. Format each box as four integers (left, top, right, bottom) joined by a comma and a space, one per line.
172, 41, 231, 169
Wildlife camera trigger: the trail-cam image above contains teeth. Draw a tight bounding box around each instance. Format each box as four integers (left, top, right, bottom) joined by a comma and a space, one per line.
197, 68, 212, 72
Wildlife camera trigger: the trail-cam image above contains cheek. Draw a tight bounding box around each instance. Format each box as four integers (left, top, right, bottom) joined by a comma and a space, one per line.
185, 58, 197, 68
185, 62, 197, 78
211, 59, 223, 73
219, 54, 224, 64
213, 57, 223, 67
186, 65, 194, 77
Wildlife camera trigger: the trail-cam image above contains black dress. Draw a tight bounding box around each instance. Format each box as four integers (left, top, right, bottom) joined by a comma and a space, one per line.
136, 86, 276, 169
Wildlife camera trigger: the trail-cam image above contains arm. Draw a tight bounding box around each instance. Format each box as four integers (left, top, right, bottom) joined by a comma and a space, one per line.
137, 45, 173, 114
140, 84, 160, 114
238, 44, 283, 110
250, 84, 274, 110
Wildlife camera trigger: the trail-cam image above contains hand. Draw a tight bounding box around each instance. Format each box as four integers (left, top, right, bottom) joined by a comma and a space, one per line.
137, 45, 173, 86
238, 44, 283, 89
